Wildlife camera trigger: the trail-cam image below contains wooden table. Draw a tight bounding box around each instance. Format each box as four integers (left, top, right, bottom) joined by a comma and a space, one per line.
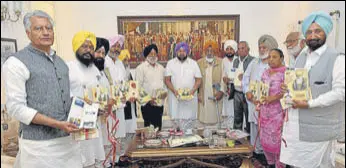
124, 135, 254, 168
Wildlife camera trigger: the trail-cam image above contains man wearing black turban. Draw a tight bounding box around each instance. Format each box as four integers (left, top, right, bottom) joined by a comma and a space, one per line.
94, 37, 110, 71
136, 44, 167, 130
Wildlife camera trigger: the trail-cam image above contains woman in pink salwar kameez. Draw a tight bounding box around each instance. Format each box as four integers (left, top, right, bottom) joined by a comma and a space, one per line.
258, 49, 286, 168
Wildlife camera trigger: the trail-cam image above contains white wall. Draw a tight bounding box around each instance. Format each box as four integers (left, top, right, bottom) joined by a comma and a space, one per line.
2, 1, 344, 60
1, 1, 345, 104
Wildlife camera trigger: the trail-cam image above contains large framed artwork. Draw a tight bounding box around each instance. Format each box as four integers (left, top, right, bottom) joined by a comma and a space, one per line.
1, 38, 17, 69
118, 15, 240, 68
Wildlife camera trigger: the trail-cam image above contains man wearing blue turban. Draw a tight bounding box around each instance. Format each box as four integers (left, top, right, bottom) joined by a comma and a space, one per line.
164, 42, 202, 131
280, 11, 345, 168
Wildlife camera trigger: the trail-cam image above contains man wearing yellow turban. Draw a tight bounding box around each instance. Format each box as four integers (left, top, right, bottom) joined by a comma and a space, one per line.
280, 11, 345, 168
68, 31, 107, 168
71, 31, 97, 66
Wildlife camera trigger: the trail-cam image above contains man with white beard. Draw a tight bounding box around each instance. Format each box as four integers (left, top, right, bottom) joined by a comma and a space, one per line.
243, 35, 278, 166
284, 32, 306, 68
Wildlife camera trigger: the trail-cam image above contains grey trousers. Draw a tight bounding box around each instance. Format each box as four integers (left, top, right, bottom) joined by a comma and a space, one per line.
233, 91, 250, 132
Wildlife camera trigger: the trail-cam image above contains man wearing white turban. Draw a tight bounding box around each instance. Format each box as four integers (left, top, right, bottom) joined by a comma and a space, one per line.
280, 11, 345, 168
221, 40, 237, 127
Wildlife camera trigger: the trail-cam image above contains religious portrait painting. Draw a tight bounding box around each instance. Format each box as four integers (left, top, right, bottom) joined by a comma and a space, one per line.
118, 15, 240, 68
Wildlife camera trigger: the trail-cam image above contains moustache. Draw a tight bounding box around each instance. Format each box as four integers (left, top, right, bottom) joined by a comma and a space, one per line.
307, 38, 325, 51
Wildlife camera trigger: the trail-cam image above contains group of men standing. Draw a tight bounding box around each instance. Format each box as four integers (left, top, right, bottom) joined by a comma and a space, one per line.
2, 9, 344, 168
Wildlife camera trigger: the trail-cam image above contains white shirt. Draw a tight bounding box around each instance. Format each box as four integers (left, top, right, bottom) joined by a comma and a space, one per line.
165, 58, 202, 119
104, 56, 127, 137
280, 44, 345, 168
136, 61, 166, 98
67, 60, 106, 166
234, 56, 249, 92
105, 56, 127, 83
3, 57, 38, 125
221, 57, 235, 117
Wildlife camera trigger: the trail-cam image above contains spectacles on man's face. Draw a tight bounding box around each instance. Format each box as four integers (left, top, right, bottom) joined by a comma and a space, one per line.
284, 39, 299, 45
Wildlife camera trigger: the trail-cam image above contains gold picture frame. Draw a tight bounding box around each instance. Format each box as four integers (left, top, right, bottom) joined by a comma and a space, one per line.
118, 15, 240, 68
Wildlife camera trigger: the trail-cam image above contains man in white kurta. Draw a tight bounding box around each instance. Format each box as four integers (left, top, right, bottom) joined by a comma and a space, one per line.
280, 11, 345, 168
104, 35, 127, 139
94, 37, 113, 168
68, 31, 105, 168
104, 35, 135, 163
165, 42, 202, 129
221, 40, 237, 128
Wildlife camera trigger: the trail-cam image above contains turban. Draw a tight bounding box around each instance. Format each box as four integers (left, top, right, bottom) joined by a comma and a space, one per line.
224, 40, 238, 53
118, 49, 130, 61
175, 42, 190, 54
258, 34, 278, 50
108, 35, 125, 48
143, 44, 158, 57
72, 31, 96, 53
302, 11, 333, 37
203, 40, 218, 51
96, 37, 110, 55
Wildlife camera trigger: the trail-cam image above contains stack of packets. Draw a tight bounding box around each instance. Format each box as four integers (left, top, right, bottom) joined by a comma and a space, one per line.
226, 129, 249, 139
281, 68, 311, 110
137, 88, 167, 106
92, 85, 109, 111
177, 88, 194, 101
168, 135, 203, 147
92, 85, 109, 123
249, 80, 269, 103
111, 81, 129, 109
127, 81, 139, 100
138, 88, 151, 105
110, 80, 139, 109
68, 97, 100, 141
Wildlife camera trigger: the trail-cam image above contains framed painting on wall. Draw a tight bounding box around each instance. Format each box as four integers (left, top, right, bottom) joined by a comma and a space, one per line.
118, 15, 240, 68
1, 38, 18, 69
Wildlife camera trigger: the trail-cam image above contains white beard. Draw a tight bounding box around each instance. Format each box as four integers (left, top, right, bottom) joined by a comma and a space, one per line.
287, 44, 302, 58
259, 52, 269, 59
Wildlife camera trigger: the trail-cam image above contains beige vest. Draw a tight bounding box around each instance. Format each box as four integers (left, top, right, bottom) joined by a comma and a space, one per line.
197, 57, 223, 122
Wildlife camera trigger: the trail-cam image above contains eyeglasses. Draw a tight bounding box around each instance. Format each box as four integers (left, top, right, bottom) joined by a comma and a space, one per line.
284, 39, 299, 45
32, 26, 53, 33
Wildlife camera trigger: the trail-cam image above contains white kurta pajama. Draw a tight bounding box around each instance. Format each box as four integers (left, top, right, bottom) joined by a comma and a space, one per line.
68, 60, 106, 167
104, 56, 137, 162
280, 45, 345, 168
242, 58, 269, 153
165, 58, 202, 126
104, 56, 126, 138
4, 56, 82, 168
221, 57, 236, 127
